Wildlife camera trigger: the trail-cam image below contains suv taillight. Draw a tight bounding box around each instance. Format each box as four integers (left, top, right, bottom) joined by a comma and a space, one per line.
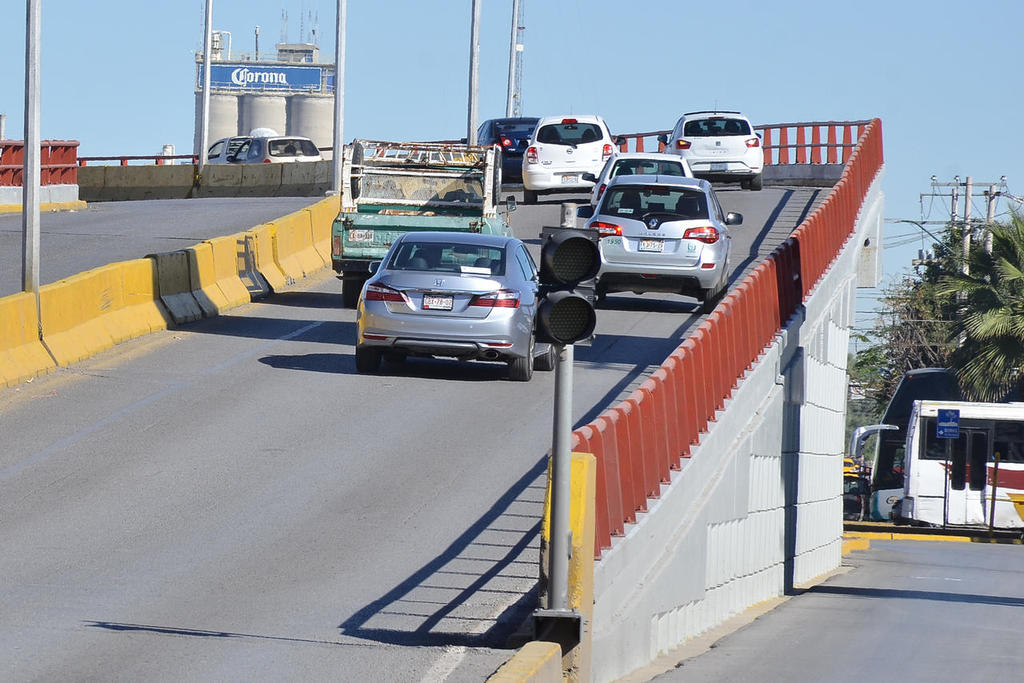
500, 135, 513, 147
602, 143, 613, 161
591, 221, 622, 238
745, 137, 760, 148
471, 289, 520, 308
676, 139, 691, 150
683, 226, 720, 244
526, 146, 538, 164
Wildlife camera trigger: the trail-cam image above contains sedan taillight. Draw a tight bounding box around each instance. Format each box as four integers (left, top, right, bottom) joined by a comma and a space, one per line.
470, 289, 520, 308
364, 284, 404, 302
745, 137, 760, 148
525, 146, 538, 164
676, 139, 691, 150
591, 221, 622, 238
683, 226, 720, 244
602, 143, 613, 161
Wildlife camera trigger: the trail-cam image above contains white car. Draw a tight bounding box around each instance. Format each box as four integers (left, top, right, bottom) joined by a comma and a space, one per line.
521, 115, 617, 203
662, 111, 764, 190
584, 152, 693, 206
206, 136, 252, 164
231, 136, 323, 163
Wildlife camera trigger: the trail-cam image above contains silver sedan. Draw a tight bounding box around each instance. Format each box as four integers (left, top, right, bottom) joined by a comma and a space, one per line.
582, 175, 742, 314
355, 232, 555, 381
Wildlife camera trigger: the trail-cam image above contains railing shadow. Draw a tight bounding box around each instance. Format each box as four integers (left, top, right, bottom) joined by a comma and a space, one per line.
337, 457, 548, 648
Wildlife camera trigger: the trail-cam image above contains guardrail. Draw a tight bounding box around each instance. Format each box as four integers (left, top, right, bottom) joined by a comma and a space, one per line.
0, 140, 79, 186
576, 118, 884, 557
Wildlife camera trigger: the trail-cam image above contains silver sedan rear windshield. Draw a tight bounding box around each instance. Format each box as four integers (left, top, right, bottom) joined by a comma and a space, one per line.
683, 118, 751, 137
388, 242, 506, 275
601, 186, 708, 220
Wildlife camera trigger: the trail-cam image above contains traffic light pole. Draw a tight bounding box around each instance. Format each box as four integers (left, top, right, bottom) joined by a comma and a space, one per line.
549, 342, 573, 610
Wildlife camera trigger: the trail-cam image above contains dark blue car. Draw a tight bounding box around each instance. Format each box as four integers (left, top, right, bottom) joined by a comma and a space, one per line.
476, 117, 539, 184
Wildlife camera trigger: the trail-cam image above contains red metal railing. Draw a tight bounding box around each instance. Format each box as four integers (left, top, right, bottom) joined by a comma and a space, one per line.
0, 140, 79, 187
77, 154, 198, 167
579, 119, 884, 558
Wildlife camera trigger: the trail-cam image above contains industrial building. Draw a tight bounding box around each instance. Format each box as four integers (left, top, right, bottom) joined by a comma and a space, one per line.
193, 36, 336, 155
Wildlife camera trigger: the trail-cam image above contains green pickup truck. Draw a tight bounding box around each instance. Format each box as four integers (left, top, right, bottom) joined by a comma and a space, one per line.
332, 139, 513, 307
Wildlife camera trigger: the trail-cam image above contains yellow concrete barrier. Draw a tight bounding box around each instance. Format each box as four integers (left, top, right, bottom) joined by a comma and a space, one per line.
151, 250, 203, 324
206, 234, 257, 307
274, 208, 328, 281
187, 242, 232, 317
0, 292, 56, 387
247, 223, 289, 292
112, 258, 172, 337
307, 194, 340, 264
487, 642, 562, 683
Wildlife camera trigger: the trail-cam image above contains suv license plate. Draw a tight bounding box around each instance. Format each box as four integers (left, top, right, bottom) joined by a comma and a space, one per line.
561, 174, 578, 184
423, 295, 454, 310
639, 239, 664, 253
710, 162, 727, 172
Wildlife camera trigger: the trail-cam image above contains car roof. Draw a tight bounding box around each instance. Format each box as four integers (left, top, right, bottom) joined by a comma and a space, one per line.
486, 117, 539, 125
604, 174, 709, 191
395, 231, 519, 248
536, 114, 605, 125
684, 110, 746, 118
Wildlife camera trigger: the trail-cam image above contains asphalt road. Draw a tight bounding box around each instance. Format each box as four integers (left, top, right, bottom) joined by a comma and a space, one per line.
0, 197, 322, 298
648, 539, 1024, 683
0, 186, 826, 681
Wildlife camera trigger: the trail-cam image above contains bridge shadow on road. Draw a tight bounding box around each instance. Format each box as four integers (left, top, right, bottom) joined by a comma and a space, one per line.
337, 457, 547, 648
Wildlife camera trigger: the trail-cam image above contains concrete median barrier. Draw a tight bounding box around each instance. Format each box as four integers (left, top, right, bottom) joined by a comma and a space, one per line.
0, 292, 56, 387
486, 642, 562, 683
272, 208, 327, 281
206, 234, 260, 306
187, 242, 232, 317
247, 224, 289, 292
306, 194, 340, 263
150, 250, 203, 324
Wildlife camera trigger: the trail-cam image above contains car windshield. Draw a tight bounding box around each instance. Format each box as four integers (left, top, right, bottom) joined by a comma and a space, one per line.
536, 122, 603, 145
388, 242, 506, 275
600, 186, 708, 220
683, 118, 752, 137
610, 159, 686, 179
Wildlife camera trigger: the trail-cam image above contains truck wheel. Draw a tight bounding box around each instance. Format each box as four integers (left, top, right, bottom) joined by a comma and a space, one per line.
749, 173, 763, 191
342, 277, 362, 309
523, 189, 538, 205
355, 346, 381, 373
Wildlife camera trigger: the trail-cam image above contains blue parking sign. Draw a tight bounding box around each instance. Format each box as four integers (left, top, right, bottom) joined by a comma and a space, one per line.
936, 409, 960, 439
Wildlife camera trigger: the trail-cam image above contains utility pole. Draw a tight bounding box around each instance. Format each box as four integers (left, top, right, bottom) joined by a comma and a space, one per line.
198, 0, 213, 171
984, 184, 997, 254
505, 0, 524, 117
23, 0, 41, 303
466, 0, 481, 145
962, 176, 972, 275
330, 0, 346, 195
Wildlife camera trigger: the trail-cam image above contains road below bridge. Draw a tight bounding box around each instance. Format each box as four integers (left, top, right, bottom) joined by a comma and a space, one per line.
0, 186, 826, 680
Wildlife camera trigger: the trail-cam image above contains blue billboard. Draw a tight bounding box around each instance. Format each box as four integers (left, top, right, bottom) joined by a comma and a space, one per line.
201, 63, 324, 92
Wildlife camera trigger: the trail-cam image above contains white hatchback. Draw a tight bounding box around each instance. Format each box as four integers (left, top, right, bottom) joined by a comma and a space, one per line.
584, 152, 693, 206
521, 115, 617, 203
662, 111, 764, 190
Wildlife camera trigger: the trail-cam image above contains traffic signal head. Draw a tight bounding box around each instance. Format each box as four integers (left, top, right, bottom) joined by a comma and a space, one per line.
536, 230, 600, 345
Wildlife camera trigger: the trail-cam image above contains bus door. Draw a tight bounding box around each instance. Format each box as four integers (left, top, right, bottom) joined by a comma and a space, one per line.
945, 427, 990, 525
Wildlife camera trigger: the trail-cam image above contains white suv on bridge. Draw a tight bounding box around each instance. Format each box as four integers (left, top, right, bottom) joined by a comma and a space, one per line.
521, 115, 617, 203
662, 111, 764, 190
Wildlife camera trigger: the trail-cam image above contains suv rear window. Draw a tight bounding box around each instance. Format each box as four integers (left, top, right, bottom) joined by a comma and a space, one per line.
683, 118, 751, 137
495, 122, 537, 137
601, 186, 708, 219
269, 139, 319, 157
611, 159, 686, 179
536, 122, 604, 146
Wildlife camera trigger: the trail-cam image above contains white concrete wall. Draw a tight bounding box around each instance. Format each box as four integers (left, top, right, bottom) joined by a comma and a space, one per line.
590, 169, 885, 682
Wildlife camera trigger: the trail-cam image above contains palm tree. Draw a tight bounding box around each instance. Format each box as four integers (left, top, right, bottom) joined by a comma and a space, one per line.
936, 212, 1024, 401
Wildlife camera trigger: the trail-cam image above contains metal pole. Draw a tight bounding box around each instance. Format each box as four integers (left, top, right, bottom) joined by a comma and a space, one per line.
943, 439, 951, 528
548, 343, 573, 610
467, 0, 481, 145
505, 0, 521, 117
984, 184, 996, 254
330, 0, 347, 195
23, 0, 41, 302
988, 451, 1000, 533
962, 176, 972, 276
198, 0, 213, 171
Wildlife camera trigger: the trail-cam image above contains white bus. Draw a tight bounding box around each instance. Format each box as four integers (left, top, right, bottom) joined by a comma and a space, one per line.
895, 400, 1024, 529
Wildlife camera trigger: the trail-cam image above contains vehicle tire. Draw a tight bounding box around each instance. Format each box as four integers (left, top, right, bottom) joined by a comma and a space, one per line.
342, 277, 363, 309
534, 342, 556, 371
748, 173, 763, 191
523, 189, 538, 205
508, 337, 535, 381
700, 279, 726, 314
355, 346, 381, 373
740, 178, 751, 190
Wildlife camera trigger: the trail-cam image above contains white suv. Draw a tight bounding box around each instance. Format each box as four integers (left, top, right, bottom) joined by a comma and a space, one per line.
662, 111, 764, 190
521, 115, 616, 203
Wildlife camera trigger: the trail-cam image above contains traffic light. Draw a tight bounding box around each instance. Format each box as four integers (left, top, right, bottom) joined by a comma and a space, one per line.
536, 230, 600, 345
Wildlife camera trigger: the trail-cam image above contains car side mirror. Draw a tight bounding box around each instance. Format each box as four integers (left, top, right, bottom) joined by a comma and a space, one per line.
577, 205, 595, 219
613, 135, 626, 147
725, 212, 743, 226
581, 172, 596, 183
657, 134, 668, 144
505, 195, 517, 212
368, 261, 381, 274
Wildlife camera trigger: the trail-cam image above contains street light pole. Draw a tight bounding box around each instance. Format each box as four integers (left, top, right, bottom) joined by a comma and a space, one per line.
198, 0, 213, 173
330, 0, 347, 195
466, 0, 480, 145
23, 0, 41, 304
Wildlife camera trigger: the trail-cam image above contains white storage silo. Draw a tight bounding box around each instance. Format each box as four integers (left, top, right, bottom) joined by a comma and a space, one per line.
192, 92, 241, 156
287, 94, 334, 149
240, 94, 287, 137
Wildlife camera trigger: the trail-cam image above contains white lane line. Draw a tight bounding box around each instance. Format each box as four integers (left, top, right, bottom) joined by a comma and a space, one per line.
0, 320, 323, 483
910, 576, 962, 581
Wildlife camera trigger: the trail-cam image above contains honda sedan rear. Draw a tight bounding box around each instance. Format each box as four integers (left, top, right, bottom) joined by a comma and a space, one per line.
355, 232, 554, 381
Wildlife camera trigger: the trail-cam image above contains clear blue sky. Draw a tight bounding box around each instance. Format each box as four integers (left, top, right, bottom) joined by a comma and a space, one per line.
2, 0, 1021, 339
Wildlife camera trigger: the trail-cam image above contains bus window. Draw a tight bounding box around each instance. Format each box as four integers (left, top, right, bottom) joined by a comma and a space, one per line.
950, 434, 967, 491
922, 418, 947, 460
969, 431, 988, 490
993, 422, 1024, 462
874, 437, 905, 489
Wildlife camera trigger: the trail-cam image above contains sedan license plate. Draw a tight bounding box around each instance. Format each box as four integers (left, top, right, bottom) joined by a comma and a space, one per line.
422, 294, 454, 311
561, 174, 578, 184
639, 239, 664, 253
348, 229, 374, 242
709, 162, 728, 172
